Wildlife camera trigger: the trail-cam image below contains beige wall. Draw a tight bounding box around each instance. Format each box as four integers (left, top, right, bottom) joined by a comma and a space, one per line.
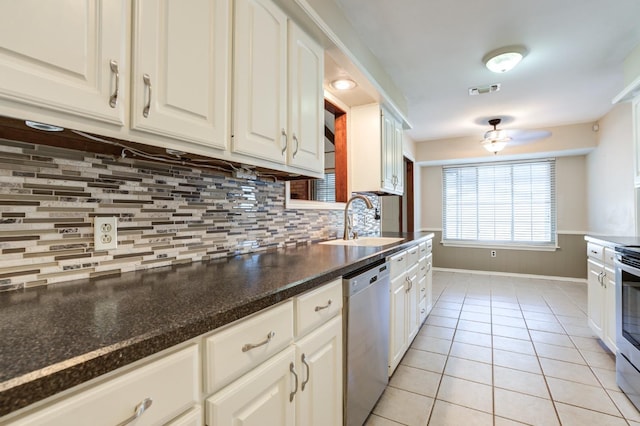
420, 156, 588, 233
586, 103, 635, 235
419, 155, 588, 278
416, 122, 597, 164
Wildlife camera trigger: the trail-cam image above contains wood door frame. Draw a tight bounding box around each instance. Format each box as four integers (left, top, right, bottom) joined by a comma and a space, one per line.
325, 99, 348, 202
402, 157, 415, 232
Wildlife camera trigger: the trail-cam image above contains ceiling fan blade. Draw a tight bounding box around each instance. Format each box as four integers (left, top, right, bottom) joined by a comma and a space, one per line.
504, 129, 552, 144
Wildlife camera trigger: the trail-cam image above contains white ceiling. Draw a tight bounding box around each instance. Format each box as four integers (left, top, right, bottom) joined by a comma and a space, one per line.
330, 0, 640, 142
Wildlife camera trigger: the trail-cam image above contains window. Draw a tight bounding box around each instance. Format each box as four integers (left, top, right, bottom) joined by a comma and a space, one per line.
442, 159, 556, 247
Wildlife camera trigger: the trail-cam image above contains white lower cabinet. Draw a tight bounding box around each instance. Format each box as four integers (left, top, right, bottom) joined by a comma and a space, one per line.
388, 243, 427, 375
7, 345, 200, 426
586, 242, 617, 353
205, 279, 343, 426
206, 346, 296, 426
166, 406, 203, 426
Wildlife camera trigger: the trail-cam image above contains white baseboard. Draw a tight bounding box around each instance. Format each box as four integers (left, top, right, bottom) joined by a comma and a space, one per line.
432, 267, 587, 284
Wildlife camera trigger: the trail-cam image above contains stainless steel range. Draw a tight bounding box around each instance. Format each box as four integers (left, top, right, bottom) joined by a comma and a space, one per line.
615, 245, 640, 409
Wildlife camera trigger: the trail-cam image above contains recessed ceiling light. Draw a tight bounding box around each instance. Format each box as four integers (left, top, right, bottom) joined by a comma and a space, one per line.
483, 46, 527, 73
330, 79, 357, 90
25, 120, 64, 132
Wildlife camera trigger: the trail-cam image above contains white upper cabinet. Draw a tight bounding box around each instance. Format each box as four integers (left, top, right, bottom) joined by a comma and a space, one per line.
131, 0, 230, 150
351, 104, 404, 195
232, 0, 324, 176
232, 0, 288, 163
287, 23, 324, 174
0, 0, 128, 126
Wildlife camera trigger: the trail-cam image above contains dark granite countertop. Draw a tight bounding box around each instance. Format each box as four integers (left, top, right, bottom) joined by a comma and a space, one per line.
584, 235, 640, 248
0, 232, 434, 417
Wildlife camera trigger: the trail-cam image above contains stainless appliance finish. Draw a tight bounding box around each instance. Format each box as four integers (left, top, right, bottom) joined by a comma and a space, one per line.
615, 246, 640, 409
343, 260, 390, 426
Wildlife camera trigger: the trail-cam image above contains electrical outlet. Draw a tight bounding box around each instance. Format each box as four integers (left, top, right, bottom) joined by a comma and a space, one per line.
491, 250, 497, 258
94, 217, 118, 250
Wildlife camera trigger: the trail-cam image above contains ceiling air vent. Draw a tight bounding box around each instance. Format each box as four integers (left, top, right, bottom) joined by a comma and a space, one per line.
468, 83, 501, 96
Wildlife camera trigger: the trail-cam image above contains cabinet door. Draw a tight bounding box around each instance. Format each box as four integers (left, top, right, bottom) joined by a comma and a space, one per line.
389, 273, 407, 375
287, 23, 324, 174
425, 253, 433, 315
407, 265, 420, 343
633, 97, 640, 187
131, 0, 230, 149
206, 347, 295, 426
0, 0, 127, 126
587, 258, 604, 338
380, 108, 396, 193
232, 0, 288, 163
393, 119, 404, 193
604, 266, 617, 352
295, 316, 342, 426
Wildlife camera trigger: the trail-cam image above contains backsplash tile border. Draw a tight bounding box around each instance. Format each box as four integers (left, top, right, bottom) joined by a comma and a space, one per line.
0, 138, 381, 291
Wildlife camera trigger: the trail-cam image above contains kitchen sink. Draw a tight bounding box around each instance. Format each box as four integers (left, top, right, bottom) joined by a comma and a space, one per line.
319, 237, 405, 247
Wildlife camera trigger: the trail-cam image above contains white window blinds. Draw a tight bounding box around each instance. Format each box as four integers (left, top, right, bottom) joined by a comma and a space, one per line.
442, 159, 556, 246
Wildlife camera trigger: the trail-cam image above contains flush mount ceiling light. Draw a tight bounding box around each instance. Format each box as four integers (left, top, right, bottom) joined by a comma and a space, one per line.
25, 120, 64, 132
483, 46, 527, 73
330, 78, 357, 90
481, 118, 511, 154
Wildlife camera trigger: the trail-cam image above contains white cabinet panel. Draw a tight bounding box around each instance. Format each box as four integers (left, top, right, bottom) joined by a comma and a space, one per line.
206, 347, 296, 426
232, 0, 288, 163
287, 23, 324, 174
0, 0, 127, 125
295, 316, 343, 426
131, 0, 230, 149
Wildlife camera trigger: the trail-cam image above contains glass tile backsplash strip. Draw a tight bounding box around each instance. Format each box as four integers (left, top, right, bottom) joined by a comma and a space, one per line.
0, 139, 380, 291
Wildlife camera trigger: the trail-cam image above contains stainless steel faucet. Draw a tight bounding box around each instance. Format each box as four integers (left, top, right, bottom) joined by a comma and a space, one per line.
343, 194, 374, 240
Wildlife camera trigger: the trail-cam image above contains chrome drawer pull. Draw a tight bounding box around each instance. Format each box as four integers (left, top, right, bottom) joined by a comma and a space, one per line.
281, 129, 288, 155
143, 73, 152, 117
293, 134, 299, 158
315, 300, 332, 312
290, 362, 299, 402
109, 60, 119, 108
301, 353, 310, 391
116, 397, 152, 426
242, 331, 275, 352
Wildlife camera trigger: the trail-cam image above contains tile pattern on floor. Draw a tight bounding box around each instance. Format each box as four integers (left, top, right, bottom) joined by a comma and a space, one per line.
367, 271, 639, 426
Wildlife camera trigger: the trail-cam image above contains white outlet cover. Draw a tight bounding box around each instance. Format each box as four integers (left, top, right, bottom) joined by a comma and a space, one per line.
94, 217, 118, 250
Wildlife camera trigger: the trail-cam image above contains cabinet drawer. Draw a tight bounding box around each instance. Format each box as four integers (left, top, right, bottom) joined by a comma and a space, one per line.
389, 249, 408, 279
295, 279, 342, 338
419, 274, 427, 301
604, 247, 616, 267
204, 301, 294, 394
419, 239, 432, 257
11, 345, 199, 426
166, 405, 203, 426
587, 242, 604, 261
419, 257, 428, 281
407, 244, 420, 266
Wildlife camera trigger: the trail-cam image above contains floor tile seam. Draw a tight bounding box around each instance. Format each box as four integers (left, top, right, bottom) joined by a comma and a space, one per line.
385, 382, 438, 400
493, 414, 535, 426
552, 398, 628, 419
367, 413, 409, 426
432, 396, 494, 417
441, 371, 492, 387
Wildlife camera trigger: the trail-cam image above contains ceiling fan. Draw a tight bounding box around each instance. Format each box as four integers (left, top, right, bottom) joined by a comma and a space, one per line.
481, 118, 552, 154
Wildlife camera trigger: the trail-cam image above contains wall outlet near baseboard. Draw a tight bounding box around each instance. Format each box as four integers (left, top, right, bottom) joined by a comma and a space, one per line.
490, 250, 497, 258
94, 217, 118, 250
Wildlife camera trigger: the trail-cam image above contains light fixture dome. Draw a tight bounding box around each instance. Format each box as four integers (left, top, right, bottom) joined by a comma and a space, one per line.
330, 78, 357, 90
483, 45, 527, 73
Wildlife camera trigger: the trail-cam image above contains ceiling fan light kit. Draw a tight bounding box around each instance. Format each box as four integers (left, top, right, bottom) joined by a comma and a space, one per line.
483, 45, 527, 73
481, 118, 511, 154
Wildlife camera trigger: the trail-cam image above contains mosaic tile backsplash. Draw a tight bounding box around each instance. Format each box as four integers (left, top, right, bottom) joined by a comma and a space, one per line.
0, 138, 381, 291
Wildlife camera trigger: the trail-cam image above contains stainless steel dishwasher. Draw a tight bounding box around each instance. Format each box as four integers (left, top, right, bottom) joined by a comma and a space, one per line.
343, 259, 390, 426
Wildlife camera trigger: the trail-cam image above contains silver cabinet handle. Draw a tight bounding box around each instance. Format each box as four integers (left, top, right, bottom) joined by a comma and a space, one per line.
314, 300, 332, 312
242, 331, 275, 352
292, 134, 299, 158
301, 353, 310, 391
427, 263, 432, 272
109, 60, 119, 108
289, 362, 298, 402
281, 129, 288, 155
115, 397, 152, 426
421, 308, 426, 314
143, 74, 152, 118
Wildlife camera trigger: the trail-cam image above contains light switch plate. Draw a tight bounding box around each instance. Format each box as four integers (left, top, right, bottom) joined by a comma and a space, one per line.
94, 217, 118, 250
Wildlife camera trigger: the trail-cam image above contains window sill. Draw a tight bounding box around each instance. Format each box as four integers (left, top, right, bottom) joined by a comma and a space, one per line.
441, 241, 559, 252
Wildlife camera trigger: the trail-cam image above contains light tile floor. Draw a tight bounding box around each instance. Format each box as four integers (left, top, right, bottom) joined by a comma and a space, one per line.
366, 271, 640, 426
